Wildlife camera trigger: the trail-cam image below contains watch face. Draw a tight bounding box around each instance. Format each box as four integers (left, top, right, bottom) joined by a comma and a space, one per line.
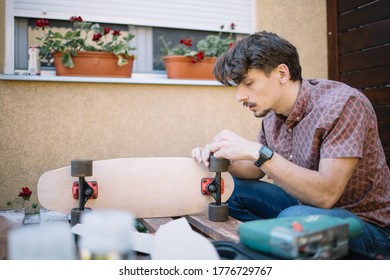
255, 146, 273, 167
261, 146, 273, 158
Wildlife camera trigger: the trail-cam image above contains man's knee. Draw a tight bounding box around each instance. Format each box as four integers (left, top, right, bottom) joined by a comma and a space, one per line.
277, 205, 319, 217
277, 205, 356, 220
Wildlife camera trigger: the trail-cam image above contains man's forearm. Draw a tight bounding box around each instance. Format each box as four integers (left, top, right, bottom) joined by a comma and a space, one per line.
228, 160, 265, 180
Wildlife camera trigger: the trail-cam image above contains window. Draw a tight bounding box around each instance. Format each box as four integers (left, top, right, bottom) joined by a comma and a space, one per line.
6, 0, 255, 76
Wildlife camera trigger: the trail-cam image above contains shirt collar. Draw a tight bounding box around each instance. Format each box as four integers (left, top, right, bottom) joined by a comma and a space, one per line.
276, 79, 310, 129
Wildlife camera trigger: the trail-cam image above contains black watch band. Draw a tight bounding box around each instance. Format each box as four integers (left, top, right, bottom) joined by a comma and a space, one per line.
254, 146, 274, 167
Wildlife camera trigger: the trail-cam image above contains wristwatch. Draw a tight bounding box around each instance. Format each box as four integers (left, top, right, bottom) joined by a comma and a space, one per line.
254, 145, 274, 167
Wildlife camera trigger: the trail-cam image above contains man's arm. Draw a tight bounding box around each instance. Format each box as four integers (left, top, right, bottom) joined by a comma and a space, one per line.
191, 130, 265, 180
228, 160, 265, 180
260, 154, 358, 208
200, 130, 359, 208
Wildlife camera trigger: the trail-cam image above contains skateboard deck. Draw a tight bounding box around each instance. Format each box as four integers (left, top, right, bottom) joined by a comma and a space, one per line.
37, 157, 234, 218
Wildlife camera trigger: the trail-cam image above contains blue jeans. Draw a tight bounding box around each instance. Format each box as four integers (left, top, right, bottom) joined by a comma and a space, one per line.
227, 178, 390, 258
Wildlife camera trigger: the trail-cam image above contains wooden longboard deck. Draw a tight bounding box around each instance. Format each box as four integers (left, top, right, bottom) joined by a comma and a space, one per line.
37, 157, 234, 218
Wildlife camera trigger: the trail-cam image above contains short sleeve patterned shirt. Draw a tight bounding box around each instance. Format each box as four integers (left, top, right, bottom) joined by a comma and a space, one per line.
258, 79, 390, 227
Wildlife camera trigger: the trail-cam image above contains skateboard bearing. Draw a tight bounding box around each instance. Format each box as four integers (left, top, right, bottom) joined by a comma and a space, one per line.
72, 181, 98, 199
201, 178, 225, 195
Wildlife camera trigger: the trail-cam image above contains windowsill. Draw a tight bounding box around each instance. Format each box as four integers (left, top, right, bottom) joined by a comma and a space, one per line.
0, 71, 223, 86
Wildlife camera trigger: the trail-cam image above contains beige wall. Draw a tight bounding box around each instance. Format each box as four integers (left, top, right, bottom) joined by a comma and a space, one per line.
256, 0, 328, 79
0, 81, 260, 208
0, 0, 327, 209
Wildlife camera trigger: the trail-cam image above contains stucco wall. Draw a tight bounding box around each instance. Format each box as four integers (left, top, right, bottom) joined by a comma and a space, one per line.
256, 0, 328, 79
0, 81, 260, 208
0, 0, 327, 209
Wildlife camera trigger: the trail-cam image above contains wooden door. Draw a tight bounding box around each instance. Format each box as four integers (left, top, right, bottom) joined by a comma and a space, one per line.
327, 0, 390, 165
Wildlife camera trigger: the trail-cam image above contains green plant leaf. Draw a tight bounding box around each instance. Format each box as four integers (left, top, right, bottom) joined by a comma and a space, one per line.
61, 52, 74, 68
117, 55, 128, 66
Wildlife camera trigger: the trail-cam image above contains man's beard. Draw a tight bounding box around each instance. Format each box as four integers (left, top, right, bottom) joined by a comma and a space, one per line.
243, 102, 270, 118
254, 109, 270, 118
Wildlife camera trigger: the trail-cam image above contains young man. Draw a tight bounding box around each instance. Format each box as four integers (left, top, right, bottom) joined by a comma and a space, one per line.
192, 31, 390, 258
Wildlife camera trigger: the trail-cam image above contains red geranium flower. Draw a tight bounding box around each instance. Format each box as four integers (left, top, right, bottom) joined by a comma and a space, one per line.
180, 37, 192, 47
35, 19, 49, 30
69, 16, 83, 22
112, 30, 121, 37
196, 51, 204, 60
19, 187, 32, 201
104, 27, 112, 35
191, 51, 205, 63
92, 33, 103, 41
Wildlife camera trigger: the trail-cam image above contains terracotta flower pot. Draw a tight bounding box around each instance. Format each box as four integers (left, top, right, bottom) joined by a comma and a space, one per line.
163, 55, 217, 80
53, 51, 134, 78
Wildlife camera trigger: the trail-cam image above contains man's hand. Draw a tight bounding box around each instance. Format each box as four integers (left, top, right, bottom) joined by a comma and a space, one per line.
191, 145, 212, 167
192, 130, 259, 166
208, 130, 260, 162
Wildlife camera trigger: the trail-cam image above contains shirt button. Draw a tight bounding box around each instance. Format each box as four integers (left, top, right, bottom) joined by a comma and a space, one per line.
288, 128, 293, 133
289, 154, 294, 159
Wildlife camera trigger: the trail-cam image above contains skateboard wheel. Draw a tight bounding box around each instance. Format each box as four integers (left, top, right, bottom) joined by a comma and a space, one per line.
209, 156, 229, 172
208, 202, 229, 222
71, 207, 92, 227
71, 159, 93, 177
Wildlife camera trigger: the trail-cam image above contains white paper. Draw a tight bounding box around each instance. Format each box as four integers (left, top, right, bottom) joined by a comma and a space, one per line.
150, 217, 220, 260
72, 217, 220, 259
71, 223, 154, 255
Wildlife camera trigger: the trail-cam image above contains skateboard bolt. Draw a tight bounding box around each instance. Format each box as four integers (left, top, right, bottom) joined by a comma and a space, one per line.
207, 184, 217, 193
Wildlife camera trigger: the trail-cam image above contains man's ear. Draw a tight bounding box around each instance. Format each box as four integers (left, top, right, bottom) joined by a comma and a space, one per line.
277, 64, 290, 84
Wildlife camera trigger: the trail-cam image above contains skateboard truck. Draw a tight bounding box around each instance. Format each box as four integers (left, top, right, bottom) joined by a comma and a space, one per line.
202, 156, 229, 222
70, 159, 96, 227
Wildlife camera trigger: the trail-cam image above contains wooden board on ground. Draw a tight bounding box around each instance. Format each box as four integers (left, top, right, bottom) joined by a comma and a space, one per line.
139, 211, 241, 242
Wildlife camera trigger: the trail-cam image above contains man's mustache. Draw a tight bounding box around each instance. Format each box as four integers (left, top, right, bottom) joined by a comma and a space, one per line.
243, 102, 256, 107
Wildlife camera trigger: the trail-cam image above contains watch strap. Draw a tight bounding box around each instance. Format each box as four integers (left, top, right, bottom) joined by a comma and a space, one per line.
254, 146, 273, 167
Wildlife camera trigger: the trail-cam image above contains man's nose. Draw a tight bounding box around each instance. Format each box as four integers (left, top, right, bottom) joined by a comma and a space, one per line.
236, 87, 248, 102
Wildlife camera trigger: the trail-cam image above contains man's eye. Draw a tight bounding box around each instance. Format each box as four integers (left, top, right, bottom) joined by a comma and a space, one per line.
245, 82, 253, 86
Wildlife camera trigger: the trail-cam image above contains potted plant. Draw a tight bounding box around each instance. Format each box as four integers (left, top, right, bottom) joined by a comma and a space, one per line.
35, 16, 136, 77
18, 187, 39, 224
160, 23, 236, 80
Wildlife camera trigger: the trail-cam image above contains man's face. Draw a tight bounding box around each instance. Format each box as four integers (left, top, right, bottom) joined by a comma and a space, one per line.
236, 68, 283, 118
